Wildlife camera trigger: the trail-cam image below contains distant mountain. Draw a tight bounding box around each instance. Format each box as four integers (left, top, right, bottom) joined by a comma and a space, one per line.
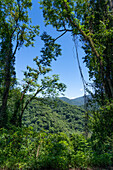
59, 97, 74, 105
71, 96, 85, 106
60, 96, 85, 106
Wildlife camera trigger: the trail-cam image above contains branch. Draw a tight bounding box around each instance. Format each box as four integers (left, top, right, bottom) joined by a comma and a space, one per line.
57, 28, 72, 32
63, 1, 100, 59
20, 83, 31, 101
54, 30, 67, 41
62, 1, 113, 97
2, 11, 20, 57
13, 31, 20, 57
20, 87, 44, 119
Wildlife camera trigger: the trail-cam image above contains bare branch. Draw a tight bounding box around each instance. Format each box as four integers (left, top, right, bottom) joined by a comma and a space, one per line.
57, 28, 72, 32
54, 30, 67, 42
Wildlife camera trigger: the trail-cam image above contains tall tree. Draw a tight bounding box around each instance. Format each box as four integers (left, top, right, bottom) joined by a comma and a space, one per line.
0, 0, 39, 127
10, 55, 66, 127
0, 0, 65, 128
40, 0, 113, 105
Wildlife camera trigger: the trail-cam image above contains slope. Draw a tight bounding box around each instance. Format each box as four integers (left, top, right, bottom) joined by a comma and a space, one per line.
23, 97, 85, 134
60, 96, 84, 106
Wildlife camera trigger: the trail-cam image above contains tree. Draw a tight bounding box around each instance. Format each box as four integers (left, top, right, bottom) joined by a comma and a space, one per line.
12, 32, 65, 127
10, 55, 66, 127
0, 0, 39, 127
0, 1, 66, 128
39, 0, 113, 139
40, 0, 113, 105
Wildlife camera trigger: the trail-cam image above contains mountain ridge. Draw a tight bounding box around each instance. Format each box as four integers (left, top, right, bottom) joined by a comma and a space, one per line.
60, 96, 85, 106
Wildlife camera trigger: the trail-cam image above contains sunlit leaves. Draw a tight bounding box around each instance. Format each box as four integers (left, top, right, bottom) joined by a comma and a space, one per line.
0, 0, 40, 49
22, 57, 66, 97
40, 75, 66, 97
0, 128, 93, 169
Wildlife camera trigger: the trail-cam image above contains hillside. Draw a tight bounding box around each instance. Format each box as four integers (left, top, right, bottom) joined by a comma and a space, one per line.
23, 97, 85, 134
60, 96, 84, 106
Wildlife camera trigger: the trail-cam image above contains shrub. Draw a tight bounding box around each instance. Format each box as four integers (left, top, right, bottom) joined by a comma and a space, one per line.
37, 132, 74, 170
0, 127, 39, 169
70, 133, 92, 168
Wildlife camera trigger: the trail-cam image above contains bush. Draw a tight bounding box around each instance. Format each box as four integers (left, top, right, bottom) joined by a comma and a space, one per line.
0, 128, 74, 169
90, 135, 113, 168
0, 127, 39, 169
37, 132, 74, 170
1, 126, 112, 169
70, 133, 92, 168
91, 152, 113, 167
91, 103, 113, 142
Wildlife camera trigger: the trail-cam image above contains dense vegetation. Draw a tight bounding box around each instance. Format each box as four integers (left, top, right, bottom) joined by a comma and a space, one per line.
0, 0, 113, 169
22, 97, 85, 134
0, 127, 92, 169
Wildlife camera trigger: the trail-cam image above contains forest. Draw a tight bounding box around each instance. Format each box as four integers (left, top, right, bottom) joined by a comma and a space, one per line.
0, 0, 113, 169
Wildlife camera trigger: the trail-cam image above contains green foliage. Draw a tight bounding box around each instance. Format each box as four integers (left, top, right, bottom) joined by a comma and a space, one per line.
40, 32, 62, 66
37, 132, 73, 170
90, 134, 113, 167
39, 2, 113, 168
0, 0, 66, 128
89, 102, 113, 167
22, 97, 85, 134
91, 102, 113, 142
11, 56, 66, 127
0, 127, 39, 169
91, 152, 113, 168
40, 0, 113, 104
0, 0, 39, 127
0, 0, 39, 48
1, 0, 113, 168
1, 127, 113, 169
0, 127, 89, 169
70, 133, 92, 168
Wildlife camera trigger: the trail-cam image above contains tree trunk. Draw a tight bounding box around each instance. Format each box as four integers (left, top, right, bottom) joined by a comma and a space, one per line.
0, 54, 11, 128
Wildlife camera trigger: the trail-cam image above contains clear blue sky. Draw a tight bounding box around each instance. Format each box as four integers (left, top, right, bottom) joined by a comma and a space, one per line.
15, 0, 89, 99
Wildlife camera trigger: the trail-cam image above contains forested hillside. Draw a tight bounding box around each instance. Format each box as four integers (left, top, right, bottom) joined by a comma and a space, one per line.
60, 96, 85, 106
23, 97, 85, 134
0, 0, 113, 169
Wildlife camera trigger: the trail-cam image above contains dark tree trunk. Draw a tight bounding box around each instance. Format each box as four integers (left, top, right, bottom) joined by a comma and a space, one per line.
0, 54, 11, 128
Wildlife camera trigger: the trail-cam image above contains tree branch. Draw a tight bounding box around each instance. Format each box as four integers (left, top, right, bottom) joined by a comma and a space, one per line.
54, 30, 67, 41
20, 87, 44, 119
57, 28, 72, 32
63, 1, 100, 59
13, 31, 20, 57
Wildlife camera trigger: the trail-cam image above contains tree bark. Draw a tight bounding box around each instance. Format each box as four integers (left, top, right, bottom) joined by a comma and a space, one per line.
0, 54, 11, 127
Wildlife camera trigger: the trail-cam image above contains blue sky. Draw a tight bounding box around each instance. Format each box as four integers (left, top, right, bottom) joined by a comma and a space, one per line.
15, 0, 89, 99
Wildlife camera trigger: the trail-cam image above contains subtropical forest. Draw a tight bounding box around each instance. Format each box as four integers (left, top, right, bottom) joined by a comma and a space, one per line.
0, 0, 113, 169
